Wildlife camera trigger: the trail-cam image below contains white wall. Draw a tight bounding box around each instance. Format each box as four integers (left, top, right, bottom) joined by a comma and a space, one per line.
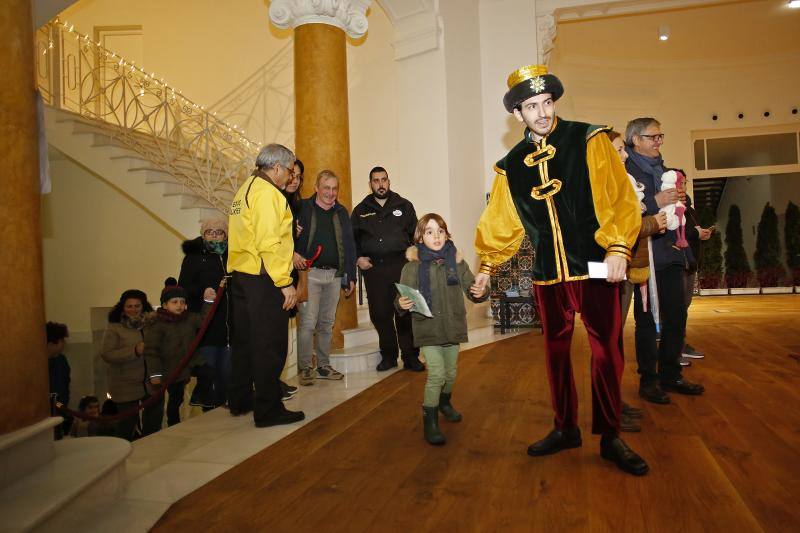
548, 0, 800, 198
441, 0, 487, 267
478, 0, 538, 190
42, 156, 184, 335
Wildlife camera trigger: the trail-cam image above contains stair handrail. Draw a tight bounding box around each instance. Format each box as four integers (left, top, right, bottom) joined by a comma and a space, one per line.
208, 41, 295, 150
35, 19, 260, 213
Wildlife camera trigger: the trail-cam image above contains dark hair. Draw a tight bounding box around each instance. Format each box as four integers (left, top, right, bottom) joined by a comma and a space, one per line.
369, 166, 388, 180
46, 322, 69, 344
108, 289, 154, 323
414, 213, 452, 243
606, 130, 622, 142
78, 395, 99, 412
285, 158, 304, 207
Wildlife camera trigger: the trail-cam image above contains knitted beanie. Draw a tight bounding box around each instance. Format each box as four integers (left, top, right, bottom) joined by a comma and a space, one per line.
160, 277, 186, 304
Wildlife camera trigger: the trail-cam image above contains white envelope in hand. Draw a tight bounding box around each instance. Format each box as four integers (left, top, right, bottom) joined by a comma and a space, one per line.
587, 261, 627, 280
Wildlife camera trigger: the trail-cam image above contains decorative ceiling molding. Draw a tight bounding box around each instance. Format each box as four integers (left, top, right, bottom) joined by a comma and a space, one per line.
535, 0, 736, 65
376, 0, 439, 60
268, 0, 372, 39
539, 0, 735, 23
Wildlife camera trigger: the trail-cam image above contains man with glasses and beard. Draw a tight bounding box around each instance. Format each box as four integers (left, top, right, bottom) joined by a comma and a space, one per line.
351, 167, 423, 372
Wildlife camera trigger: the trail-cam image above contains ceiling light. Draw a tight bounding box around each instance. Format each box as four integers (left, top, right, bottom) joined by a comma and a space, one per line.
788, 1, 800, 9
658, 26, 670, 41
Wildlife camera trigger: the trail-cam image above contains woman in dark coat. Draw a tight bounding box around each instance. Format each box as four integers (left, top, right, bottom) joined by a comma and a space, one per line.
179, 217, 231, 409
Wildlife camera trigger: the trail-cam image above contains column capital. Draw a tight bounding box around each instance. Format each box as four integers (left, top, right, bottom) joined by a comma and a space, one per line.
269, 0, 372, 39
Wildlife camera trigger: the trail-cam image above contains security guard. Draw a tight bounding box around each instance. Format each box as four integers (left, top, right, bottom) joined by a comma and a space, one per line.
351, 167, 423, 371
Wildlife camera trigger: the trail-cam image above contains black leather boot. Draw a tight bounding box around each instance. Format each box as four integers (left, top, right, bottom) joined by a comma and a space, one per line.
527, 427, 582, 456
438, 392, 462, 422
376, 357, 398, 371
403, 356, 425, 372
422, 406, 445, 445
622, 402, 644, 418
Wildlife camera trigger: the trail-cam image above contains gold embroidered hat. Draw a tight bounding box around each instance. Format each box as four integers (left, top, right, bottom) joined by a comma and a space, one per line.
503, 64, 564, 113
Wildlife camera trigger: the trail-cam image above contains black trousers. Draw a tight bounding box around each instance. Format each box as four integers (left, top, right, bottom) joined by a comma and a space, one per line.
229, 271, 288, 422
363, 260, 418, 361
633, 264, 686, 385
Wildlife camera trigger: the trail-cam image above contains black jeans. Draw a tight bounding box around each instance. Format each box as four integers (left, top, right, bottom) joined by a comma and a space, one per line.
229, 271, 288, 422
633, 264, 686, 385
363, 260, 418, 362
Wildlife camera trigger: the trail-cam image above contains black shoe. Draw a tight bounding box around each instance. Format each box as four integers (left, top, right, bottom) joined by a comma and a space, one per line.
255, 408, 305, 427
403, 357, 425, 372
600, 436, 649, 476
622, 402, 644, 418
422, 406, 446, 445
679, 357, 692, 367
527, 428, 582, 456
682, 344, 705, 359
376, 358, 398, 371
660, 379, 705, 395
620, 414, 641, 433
280, 380, 298, 394
280, 380, 297, 401
228, 398, 253, 416
438, 392, 462, 422
639, 384, 670, 405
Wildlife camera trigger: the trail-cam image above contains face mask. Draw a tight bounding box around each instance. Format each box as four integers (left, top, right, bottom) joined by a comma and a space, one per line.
205, 239, 227, 255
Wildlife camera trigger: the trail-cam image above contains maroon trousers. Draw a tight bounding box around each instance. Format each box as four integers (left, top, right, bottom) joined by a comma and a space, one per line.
534, 280, 623, 436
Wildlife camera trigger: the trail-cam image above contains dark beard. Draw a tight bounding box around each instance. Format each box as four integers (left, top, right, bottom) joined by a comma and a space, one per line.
373, 189, 389, 199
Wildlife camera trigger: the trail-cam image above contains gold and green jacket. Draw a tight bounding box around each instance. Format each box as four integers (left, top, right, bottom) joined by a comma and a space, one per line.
475, 117, 641, 285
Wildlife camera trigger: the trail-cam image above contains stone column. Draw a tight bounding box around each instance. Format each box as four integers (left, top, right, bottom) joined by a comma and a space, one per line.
269, 0, 370, 348
0, 0, 50, 435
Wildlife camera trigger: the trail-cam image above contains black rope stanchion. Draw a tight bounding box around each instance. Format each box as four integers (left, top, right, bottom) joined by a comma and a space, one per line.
54, 282, 226, 424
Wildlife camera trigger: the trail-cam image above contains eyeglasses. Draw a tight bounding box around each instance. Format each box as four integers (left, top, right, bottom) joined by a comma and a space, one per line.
204, 229, 226, 237
639, 133, 665, 142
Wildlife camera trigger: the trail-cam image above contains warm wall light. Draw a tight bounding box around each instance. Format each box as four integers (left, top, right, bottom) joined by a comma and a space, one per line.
788, 1, 800, 9
658, 26, 670, 41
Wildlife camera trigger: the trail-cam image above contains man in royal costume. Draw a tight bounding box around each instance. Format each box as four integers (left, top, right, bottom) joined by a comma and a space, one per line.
473, 65, 648, 475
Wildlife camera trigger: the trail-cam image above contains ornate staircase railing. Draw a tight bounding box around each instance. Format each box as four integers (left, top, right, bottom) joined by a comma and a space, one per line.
35, 19, 260, 213
209, 41, 294, 150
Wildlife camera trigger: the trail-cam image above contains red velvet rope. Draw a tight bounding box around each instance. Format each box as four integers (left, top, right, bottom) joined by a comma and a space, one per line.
55, 282, 226, 423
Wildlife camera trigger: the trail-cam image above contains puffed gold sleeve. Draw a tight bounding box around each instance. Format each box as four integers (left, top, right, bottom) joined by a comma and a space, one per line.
586, 134, 641, 261
474, 166, 526, 275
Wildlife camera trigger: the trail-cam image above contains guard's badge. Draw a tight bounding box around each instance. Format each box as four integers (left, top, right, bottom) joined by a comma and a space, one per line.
531, 76, 546, 94
393, 209, 402, 216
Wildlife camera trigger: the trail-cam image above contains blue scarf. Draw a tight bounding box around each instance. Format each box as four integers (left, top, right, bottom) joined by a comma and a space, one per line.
417, 240, 459, 310
626, 147, 666, 189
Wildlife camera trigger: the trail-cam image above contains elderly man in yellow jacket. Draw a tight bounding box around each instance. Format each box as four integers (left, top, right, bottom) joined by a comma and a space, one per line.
473, 65, 648, 475
227, 143, 304, 427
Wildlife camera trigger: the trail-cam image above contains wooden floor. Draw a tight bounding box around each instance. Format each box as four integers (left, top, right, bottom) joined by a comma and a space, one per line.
153, 295, 800, 532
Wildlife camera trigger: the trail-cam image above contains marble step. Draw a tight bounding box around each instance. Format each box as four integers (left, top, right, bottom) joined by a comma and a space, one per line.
0, 434, 131, 532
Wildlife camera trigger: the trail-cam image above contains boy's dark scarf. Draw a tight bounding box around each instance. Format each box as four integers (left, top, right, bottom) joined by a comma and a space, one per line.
157, 308, 189, 323
417, 240, 459, 309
